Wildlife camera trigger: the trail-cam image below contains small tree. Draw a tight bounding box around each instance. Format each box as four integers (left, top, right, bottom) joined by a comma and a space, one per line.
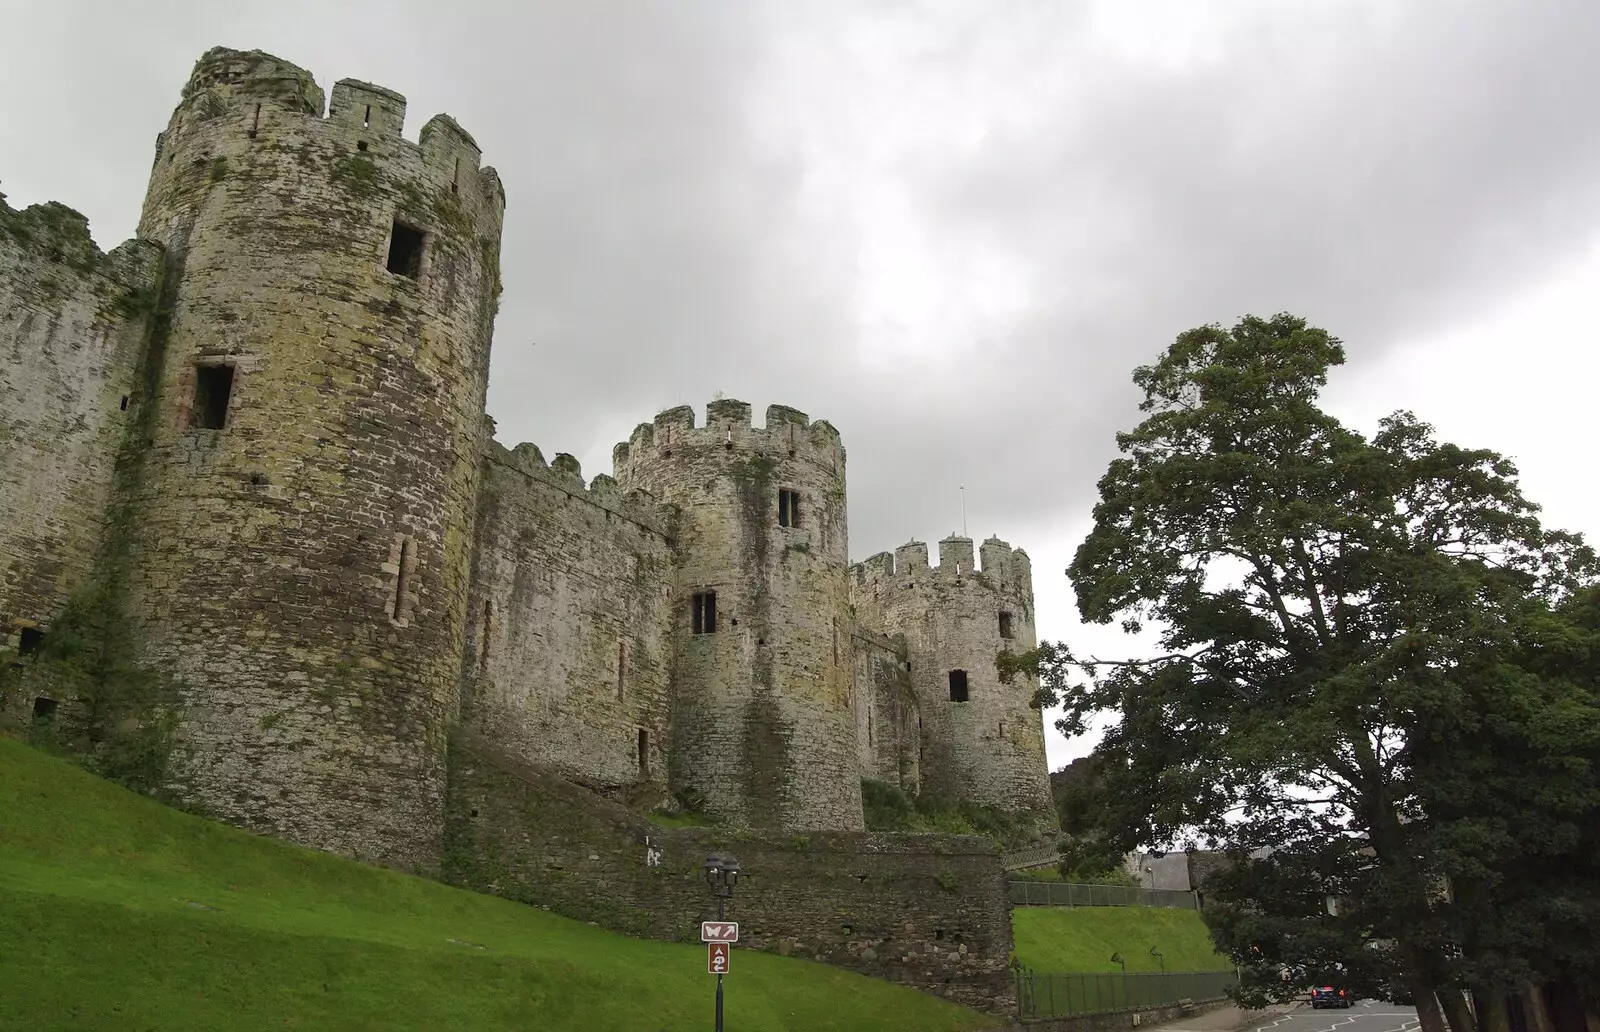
1000, 314, 1598, 1032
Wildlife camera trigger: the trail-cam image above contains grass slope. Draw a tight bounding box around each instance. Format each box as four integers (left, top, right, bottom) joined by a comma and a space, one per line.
0, 738, 1001, 1031
1012, 907, 1234, 973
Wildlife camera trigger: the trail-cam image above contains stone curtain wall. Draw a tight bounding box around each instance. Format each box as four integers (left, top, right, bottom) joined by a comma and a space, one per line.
113, 47, 506, 870
852, 536, 1055, 820
614, 400, 864, 831
459, 439, 675, 794
444, 732, 1017, 1013
851, 628, 922, 793
0, 200, 161, 688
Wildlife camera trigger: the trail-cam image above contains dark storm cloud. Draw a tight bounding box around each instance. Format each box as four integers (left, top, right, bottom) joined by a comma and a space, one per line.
3, 1, 1598, 567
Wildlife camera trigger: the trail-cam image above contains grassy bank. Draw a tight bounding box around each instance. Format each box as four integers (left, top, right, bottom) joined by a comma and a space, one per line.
0, 737, 1000, 1031
1012, 906, 1234, 973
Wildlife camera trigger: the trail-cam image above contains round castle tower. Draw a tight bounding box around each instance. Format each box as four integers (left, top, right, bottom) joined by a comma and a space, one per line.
122, 47, 505, 868
851, 535, 1054, 821
613, 400, 864, 830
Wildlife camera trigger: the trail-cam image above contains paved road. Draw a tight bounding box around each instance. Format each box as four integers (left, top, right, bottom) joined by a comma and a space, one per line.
1154, 999, 1420, 1032
1243, 1001, 1420, 1032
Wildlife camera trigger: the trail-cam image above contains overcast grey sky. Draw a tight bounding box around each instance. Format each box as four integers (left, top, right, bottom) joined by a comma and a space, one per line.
5, 1, 1599, 767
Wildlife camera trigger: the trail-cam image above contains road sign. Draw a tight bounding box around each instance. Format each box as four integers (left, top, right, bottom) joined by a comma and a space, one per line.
701, 921, 739, 944
708, 942, 731, 974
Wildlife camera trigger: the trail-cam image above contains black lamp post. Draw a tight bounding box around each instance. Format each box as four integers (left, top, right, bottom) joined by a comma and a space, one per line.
703, 853, 740, 1032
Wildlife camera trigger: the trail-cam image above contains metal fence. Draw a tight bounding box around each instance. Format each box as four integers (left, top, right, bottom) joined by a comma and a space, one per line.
1008, 880, 1199, 909
1001, 844, 1064, 871
1015, 969, 1238, 1018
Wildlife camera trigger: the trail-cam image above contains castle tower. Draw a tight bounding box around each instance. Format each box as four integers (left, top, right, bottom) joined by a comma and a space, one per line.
613, 401, 863, 830
852, 535, 1054, 822
117, 48, 505, 868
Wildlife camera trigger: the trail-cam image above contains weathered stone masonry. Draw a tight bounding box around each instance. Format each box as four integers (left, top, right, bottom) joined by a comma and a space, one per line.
0, 44, 1056, 1011
460, 437, 675, 796
0, 199, 162, 705
853, 536, 1055, 820
113, 48, 507, 870
444, 732, 1017, 1013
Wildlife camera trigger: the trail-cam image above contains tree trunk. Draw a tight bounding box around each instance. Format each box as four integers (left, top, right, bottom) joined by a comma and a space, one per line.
1415, 985, 1449, 1032
1525, 983, 1556, 1032
1474, 990, 1510, 1032
1440, 988, 1479, 1032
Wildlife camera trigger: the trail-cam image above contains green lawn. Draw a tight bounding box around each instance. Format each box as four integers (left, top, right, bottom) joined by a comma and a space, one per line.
0, 737, 1001, 1031
1012, 907, 1235, 974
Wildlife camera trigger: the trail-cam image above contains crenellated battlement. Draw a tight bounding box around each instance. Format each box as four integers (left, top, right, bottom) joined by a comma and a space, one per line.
488, 440, 672, 533
611, 399, 845, 477
850, 534, 1034, 602
155, 47, 505, 220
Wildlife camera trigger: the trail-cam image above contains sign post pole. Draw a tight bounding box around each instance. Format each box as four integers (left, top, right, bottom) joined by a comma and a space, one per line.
701, 854, 740, 1032
714, 896, 725, 1032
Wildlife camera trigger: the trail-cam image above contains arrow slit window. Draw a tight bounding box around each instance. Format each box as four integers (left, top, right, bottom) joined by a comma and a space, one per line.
778, 489, 801, 528
692, 591, 717, 634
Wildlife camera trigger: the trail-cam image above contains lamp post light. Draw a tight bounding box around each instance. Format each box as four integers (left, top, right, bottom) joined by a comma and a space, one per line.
704, 853, 740, 1032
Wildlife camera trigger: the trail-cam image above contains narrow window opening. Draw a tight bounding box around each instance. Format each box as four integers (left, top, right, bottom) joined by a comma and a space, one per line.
479, 600, 492, 673
356, 140, 368, 152
778, 489, 801, 528
386, 221, 426, 279
616, 641, 626, 700
691, 591, 718, 634
867, 710, 874, 746
841, 924, 853, 936
119, 395, 128, 411
19, 628, 45, 656
363, 104, 372, 128
32, 696, 57, 720
191, 363, 235, 430
391, 535, 415, 623
948, 669, 969, 703
998, 611, 1014, 639
831, 617, 838, 665
249, 103, 262, 138
637, 728, 650, 778
452, 156, 460, 195
787, 424, 796, 457
935, 928, 946, 941
998, 721, 1005, 738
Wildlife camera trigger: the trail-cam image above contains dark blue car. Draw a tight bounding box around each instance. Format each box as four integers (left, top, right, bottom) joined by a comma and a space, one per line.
1311, 986, 1353, 1009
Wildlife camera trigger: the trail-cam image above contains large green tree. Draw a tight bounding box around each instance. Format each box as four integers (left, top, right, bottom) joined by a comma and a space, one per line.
1000, 314, 1599, 1032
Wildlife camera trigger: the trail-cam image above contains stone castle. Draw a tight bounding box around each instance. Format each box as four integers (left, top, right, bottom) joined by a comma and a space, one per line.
0, 47, 1054, 878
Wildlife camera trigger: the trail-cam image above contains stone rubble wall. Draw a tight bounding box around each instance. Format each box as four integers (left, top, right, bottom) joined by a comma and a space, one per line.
444, 731, 1017, 1014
